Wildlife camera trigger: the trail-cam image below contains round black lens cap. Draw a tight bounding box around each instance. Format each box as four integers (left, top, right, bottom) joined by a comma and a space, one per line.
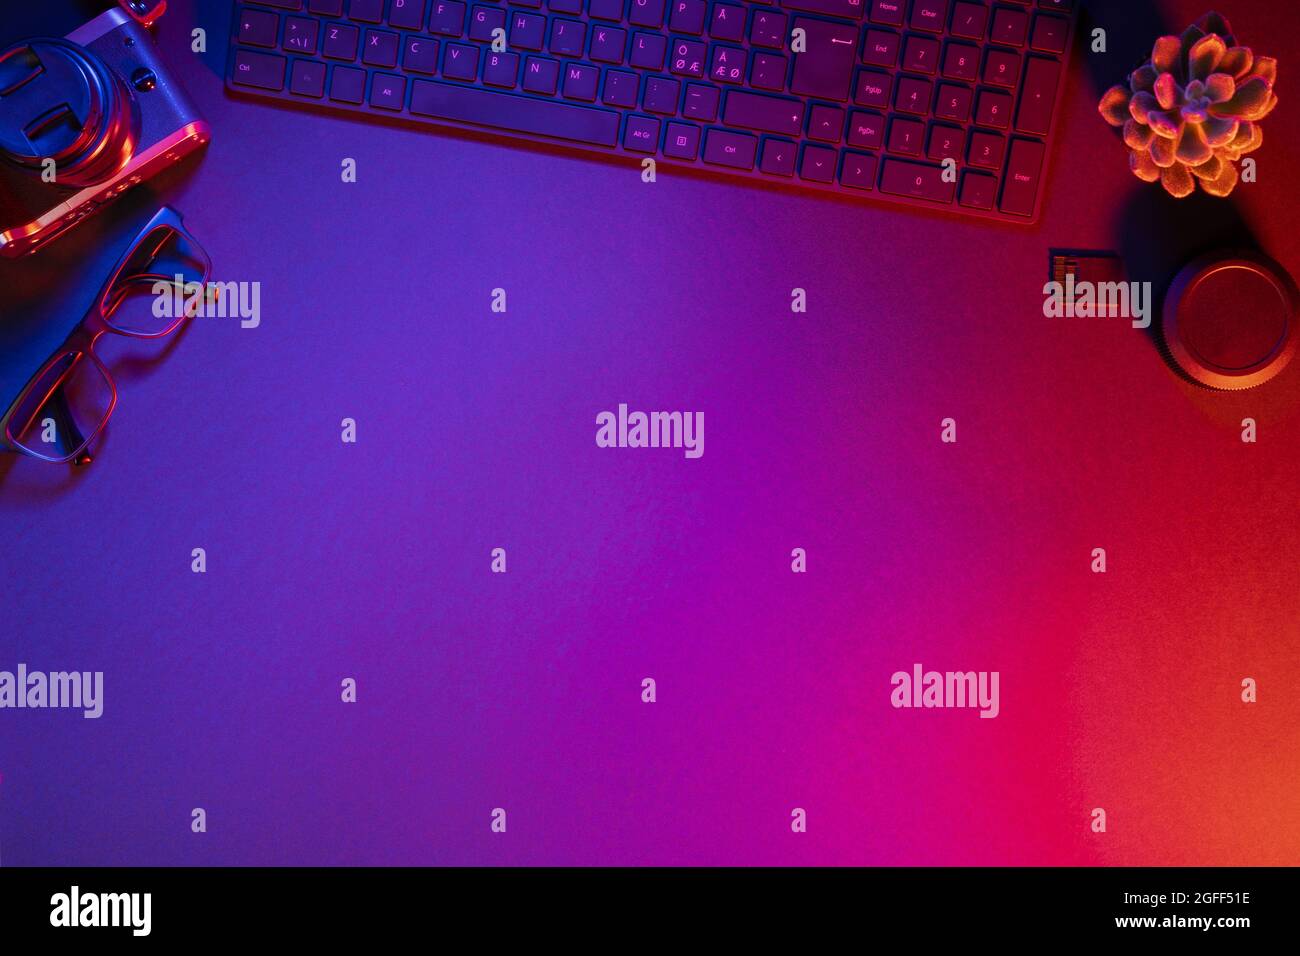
1162, 252, 1299, 391
0, 39, 109, 166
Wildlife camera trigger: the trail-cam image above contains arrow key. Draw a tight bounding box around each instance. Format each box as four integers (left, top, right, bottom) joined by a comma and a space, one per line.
799, 143, 836, 183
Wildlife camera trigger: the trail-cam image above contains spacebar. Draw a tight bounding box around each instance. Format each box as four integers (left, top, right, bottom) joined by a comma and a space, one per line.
410, 80, 619, 147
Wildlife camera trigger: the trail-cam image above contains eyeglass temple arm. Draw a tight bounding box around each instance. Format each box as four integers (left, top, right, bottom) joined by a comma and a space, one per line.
48, 389, 93, 467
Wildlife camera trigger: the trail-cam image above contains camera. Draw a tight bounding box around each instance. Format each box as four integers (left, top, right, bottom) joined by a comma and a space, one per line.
0, 5, 209, 258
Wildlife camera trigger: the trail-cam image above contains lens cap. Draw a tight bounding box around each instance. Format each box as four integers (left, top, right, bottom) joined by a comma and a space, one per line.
1162, 252, 1299, 391
0, 38, 130, 185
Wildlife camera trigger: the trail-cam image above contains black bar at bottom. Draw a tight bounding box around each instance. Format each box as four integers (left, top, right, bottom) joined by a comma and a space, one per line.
0, 866, 1286, 943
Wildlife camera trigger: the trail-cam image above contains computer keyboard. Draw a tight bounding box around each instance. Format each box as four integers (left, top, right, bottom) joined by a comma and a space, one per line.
226, 0, 1078, 223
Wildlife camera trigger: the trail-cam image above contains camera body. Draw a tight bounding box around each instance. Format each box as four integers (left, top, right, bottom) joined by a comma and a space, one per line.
0, 6, 209, 258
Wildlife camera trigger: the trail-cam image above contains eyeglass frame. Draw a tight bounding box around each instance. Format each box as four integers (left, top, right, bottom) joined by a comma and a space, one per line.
0, 206, 210, 465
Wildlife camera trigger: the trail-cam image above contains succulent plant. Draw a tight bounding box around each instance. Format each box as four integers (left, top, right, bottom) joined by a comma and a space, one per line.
1098, 11, 1277, 198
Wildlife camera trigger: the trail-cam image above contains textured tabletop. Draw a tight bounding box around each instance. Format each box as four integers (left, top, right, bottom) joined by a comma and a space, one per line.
1, 0, 1297, 865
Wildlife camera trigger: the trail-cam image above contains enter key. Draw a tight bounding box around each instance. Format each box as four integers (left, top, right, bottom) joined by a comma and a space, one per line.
999, 138, 1045, 218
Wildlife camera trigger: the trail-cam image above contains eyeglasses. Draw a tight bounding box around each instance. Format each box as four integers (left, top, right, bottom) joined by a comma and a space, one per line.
0, 206, 210, 465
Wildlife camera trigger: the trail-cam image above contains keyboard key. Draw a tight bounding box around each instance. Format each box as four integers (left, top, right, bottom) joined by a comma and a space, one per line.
682, 83, 718, 120
926, 123, 964, 161
370, 73, 406, 109
329, 64, 366, 102
470, 6, 506, 42
590, 25, 626, 62
724, 90, 803, 135
880, 157, 955, 202
703, 128, 756, 169
670, 0, 706, 33
484, 51, 520, 88
663, 121, 700, 159
942, 43, 979, 81
935, 83, 972, 121
443, 42, 480, 80
751, 53, 787, 91
869, 0, 904, 25
853, 70, 890, 108
840, 149, 877, 189
894, 76, 931, 114
523, 56, 560, 93
232, 49, 287, 89
710, 46, 745, 84
289, 58, 326, 96
709, 3, 746, 42
967, 129, 1004, 167
983, 48, 1020, 88
551, 0, 583, 13
323, 23, 359, 59
389, 0, 427, 29
669, 39, 706, 77
799, 143, 836, 182
643, 76, 680, 113
782, 0, 866, 18
999, 137, 1044, 216
1031, 13, 1069, 53
283, 16, 319, 53
628, 0, 665, 28
759, 138, 796, 176
959, 169, 997, 208
847, 109, 883, 148
630, 32, 666, 69
1015, 55, 1059, 135
623, 114, 660, 151
886, 116, 923, 154
808, 104, 843, 142
404, 36, 440, 73
363, 30, 400, 68
750, 11, 786, 48
591, 0, 626, 21
511, 13, 547, 51
991, 7, 1029, 46
975, 88, 1012, 128
909, 0, 948, 33
862, 30, 899, 68
238, 9, 279, 48
410, 77, 620, 144
348, 0, 384, 23
951, 1, 988, 39
902, 35, 938, 74
550, 19, 586, 57
790, 18, 858, 102
309, 0, 344, 13
563, 61, 599, 99
602, 69, 639, 107
430, 1, 466, 36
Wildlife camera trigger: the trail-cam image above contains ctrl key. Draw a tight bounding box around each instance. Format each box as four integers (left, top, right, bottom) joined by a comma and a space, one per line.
703, 129, 756, 170
232, 50, 287, 91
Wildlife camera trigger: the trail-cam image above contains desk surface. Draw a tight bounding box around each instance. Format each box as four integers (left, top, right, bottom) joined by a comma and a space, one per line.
1, 0, 1297, 865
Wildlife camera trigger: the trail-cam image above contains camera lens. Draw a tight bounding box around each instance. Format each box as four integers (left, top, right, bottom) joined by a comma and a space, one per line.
0, 38, 136, 188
